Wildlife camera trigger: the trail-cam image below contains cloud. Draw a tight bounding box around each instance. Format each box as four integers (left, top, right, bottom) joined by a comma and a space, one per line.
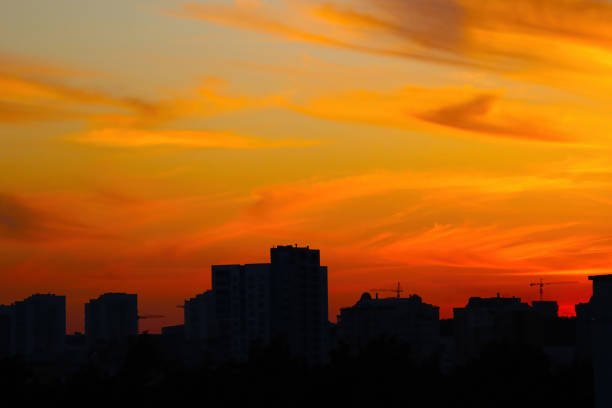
0, 75, 157, 113
416, 94, 570, 142
0, 73, 163, 125
159, 0, 612, 145
285, 85, 577, 143
68, 127, 317, 149
0, 193, 42, 240
0, 101, 78, 123
172, 0, 612, 81
0, 52, 91, 78
170, 2, 479, 68
178, 166, 611, 250
316, 0, 612, 72
463, 0, 612, 48
0, 56, 316, 149
313, 0, 464, 51
0, 193, 103, 242
0, 51, 586, 146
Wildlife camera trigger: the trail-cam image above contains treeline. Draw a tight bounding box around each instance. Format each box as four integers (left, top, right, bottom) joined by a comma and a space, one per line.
0, 334, 593, 408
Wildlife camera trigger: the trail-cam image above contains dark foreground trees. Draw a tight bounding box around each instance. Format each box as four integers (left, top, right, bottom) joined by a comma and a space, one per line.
0, 334, 593, 408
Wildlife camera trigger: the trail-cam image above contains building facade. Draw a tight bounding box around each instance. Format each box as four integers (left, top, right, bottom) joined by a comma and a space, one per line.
185, 245, 329, 364
85, 293, 138, 345
14, 294, 66, 361
0, 305, 15, 358
337, 292, 440, 361
585, 274, 612, 408
270, 245, 328, 364
453, 295, 533, 363
184, 290, 217, 361
212, 263, 272, 361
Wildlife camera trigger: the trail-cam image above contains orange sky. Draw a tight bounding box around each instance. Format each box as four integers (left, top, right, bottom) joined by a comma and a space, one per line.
1, 0, 610, 333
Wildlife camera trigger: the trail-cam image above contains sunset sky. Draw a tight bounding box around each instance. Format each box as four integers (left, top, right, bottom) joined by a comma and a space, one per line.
2, 0, 611, 333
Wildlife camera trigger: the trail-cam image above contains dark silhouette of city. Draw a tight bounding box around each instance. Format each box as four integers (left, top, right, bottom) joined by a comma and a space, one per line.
0, 245, 603, 407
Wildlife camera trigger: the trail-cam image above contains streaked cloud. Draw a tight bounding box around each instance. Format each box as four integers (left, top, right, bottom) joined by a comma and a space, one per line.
171, 2, 477, 68
69, 127, 316, 149
174, 0, 612, 84
0, 193, 104, 242
287, 86, 578, 143
416, 94, 569, 142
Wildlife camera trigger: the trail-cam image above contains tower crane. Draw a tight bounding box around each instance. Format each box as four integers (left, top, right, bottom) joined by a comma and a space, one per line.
370, 282, 403, 298
528, 278, 576, 301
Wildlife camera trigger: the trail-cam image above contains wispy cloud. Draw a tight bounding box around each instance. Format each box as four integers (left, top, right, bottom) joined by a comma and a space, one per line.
285, 85, 580, 143
0, 57, 310, 149
170, 2, 480, 68
69, 127, 316, 149
416, 94, 570, 142
172, 0, 612, 83
0, 193, 105, 242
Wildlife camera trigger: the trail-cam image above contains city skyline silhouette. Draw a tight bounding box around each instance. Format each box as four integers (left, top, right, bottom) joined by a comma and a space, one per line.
0, 244, 594, 334
3, 1, 612, 406
0, 244, 606, 407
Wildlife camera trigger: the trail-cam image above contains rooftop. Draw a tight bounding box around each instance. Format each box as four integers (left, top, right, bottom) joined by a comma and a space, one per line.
589, 274, 612, 281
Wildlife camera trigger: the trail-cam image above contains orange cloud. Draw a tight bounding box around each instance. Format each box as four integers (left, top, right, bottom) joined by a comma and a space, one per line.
0, 52, 92, 78
0, 193, 108, 242
173, 0, 612, 88
0, 57, 308, 150
69, 127, 316, 149
2, 161, 610, 330
285, 85, 581, 143
171, 2, 478, 68
416, 94, 569, 142
0, 51, 593, 146
0, 75, 157, 113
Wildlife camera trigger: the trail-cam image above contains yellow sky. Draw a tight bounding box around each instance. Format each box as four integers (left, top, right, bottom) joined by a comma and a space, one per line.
1, 0, 611, 332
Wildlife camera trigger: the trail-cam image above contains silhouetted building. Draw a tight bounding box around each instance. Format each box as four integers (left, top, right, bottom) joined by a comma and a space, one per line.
85, 293, 138, 345
337, 292, 439, 361
453, 295, 532, 363
270, 245, 329, 365
0, 305, 15, 357
212, 263, 271, 361
586, 274, 612, 408
532, 300, 559, 319
184, 290, 216, 360
14, 294, 66, 361
64, 332, 88, 366
575, 301, 593, 361
160, 325, 186, 362
454, 294, 574, 365
185, 245, 329, 364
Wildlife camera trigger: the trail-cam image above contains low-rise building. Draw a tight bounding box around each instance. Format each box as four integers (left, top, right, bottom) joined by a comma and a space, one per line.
453, 295, 532, 363
0, 305, 15, 358
337, 292, 440, 361
85, 293, 138, 346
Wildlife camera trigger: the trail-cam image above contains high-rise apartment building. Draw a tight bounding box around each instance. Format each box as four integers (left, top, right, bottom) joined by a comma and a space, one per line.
184, 290, 216, 359
270, 245, 328, 364
585, 274, 612, 408
211, 263, 271, 361
14, 294, 66, 361
186, 245, 329, 364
